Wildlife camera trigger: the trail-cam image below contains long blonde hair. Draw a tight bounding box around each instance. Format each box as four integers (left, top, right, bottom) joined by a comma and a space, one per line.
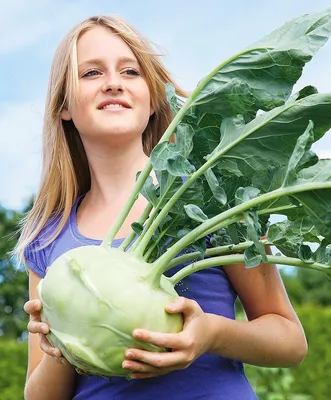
15, 15, 186, 265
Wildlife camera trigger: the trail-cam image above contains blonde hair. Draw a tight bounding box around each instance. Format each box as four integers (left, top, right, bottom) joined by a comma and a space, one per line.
15, 15, 187, 265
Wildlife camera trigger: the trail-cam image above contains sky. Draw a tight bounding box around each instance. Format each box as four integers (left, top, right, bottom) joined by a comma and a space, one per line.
1, 0, 331, 211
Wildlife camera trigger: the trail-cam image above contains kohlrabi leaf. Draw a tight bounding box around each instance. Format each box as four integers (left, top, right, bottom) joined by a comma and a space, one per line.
267, 217, 321, 258
213, 94, 331, 179
291, 160, 331, 239
282, 120, 316, 185
204, 168, 227, 205
244, 211, 267, 262
191, 9, 331, 115
165, 83, 178, 114
192, 78, 255, 116
166, 155, 196, 176
131, 222, 144, 235
290, 85, 318, 102
184, 204, 208, 223
140, 175, 159, 207
235, 186, 260, 205
244, 245, 263, 268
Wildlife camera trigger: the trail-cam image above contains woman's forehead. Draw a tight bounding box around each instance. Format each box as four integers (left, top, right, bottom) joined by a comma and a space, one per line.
77, 26, 137, 64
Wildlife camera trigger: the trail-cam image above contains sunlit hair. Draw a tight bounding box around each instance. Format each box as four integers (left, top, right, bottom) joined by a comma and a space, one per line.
14, 15, 187, 266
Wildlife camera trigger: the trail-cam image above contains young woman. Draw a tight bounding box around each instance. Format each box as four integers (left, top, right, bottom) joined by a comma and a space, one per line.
17, 15, 308, 400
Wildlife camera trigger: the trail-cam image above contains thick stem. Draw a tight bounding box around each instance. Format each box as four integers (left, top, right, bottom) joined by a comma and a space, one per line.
166, 241, 255, 270
143, 216, 180, 261
150, 181, 331, 281
128, 177, 177, 253
118, 203, 153, 251
168, 255, 331, 286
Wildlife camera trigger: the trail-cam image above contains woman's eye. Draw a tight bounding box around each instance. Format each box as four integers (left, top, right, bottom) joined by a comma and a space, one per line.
123, 69, 140, 76
82, 70, 100, 78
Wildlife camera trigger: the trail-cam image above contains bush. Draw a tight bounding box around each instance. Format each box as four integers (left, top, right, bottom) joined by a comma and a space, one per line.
0, 338, 27, 400
245, 304, 331, 400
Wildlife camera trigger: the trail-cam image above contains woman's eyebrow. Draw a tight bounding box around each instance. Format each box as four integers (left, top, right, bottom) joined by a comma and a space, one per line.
78, 56, 139, 71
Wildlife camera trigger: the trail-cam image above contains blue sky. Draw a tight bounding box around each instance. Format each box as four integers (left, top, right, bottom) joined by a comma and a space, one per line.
1, 0, 331, 210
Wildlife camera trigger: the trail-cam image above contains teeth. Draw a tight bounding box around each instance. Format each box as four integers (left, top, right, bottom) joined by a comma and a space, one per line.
102, 104, 124, 109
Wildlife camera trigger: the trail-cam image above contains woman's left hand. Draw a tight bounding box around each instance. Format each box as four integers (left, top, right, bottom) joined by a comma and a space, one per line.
122, 297, 211, 379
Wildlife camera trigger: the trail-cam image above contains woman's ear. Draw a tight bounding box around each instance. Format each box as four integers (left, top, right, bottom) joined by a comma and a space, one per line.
61, 109, 72, 121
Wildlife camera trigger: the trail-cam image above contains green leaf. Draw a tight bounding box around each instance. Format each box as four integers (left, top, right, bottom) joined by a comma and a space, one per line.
282, 120, 316, 185
214, 94, 331, 179
193, 78, 255, 116
267, 217, 321, 259
184, 204, 208, 223
244, 211, 267, 262
298, 244, 313, 263
191, 9, 331, 118
131, 222, 144, 235
204, 168, 227, 205
165, 82, 178, 114
244, 245, 263, 268
290, 85, 318, 102
166, 155, 196, 176
235, 186, 260, 205
140, 175, 159, 207
292, 160, 331, 239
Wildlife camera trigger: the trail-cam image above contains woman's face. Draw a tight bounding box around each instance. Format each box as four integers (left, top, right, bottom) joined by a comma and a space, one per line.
62, 26, 154, 147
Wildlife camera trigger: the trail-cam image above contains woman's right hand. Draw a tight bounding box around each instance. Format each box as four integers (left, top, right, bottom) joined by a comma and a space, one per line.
24, 298, 64, 363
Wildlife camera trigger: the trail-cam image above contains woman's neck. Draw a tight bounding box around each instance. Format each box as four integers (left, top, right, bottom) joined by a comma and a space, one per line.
83, 138, 149, 206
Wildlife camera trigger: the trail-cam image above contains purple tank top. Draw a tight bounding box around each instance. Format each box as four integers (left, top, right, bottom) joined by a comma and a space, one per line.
25, 196, 257, 400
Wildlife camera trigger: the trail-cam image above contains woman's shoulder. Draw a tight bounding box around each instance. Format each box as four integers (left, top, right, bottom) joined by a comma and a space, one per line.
23, 212, 65, 278
24, 194, 99, 277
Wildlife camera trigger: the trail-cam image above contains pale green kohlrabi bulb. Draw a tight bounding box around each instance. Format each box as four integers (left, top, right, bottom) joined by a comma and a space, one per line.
37, 246, 183, 379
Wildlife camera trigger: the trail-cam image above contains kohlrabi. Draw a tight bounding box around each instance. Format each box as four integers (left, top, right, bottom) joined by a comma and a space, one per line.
37, 8, 331, 379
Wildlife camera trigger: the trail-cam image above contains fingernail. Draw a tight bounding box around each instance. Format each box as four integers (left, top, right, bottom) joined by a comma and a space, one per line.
42, 326, 48, 334
133, 330, 142, 338
126, 351, 134, 359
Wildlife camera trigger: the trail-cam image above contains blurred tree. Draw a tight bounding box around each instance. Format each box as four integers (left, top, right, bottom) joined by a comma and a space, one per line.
0, 203, 31, 339
281, 268, 331, 306
0, 338, 28, 400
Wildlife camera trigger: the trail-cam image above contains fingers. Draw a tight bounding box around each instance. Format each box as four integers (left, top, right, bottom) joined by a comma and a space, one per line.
24, 298, 64, 362
133, 329, 186, 350
25, 299, 49, 335
39, 334, 59, 356
24, 299, 42, 317
27, 319, 49, 334
124, 348, 189, 370
166, 297, 201, 317
123, 358, 172, 379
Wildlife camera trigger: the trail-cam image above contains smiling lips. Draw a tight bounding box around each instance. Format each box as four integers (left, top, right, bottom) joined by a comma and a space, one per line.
98, 98, 131, 110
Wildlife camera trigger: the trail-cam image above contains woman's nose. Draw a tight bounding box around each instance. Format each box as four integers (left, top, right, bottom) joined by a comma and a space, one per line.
101, 73, 123, 93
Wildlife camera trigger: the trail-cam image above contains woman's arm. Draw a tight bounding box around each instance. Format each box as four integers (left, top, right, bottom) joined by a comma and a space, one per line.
209, 260, 308, 367
24, 269, 77, 400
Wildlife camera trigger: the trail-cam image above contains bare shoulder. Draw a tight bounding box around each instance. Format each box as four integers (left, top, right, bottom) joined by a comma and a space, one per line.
223, 261, 300, 323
